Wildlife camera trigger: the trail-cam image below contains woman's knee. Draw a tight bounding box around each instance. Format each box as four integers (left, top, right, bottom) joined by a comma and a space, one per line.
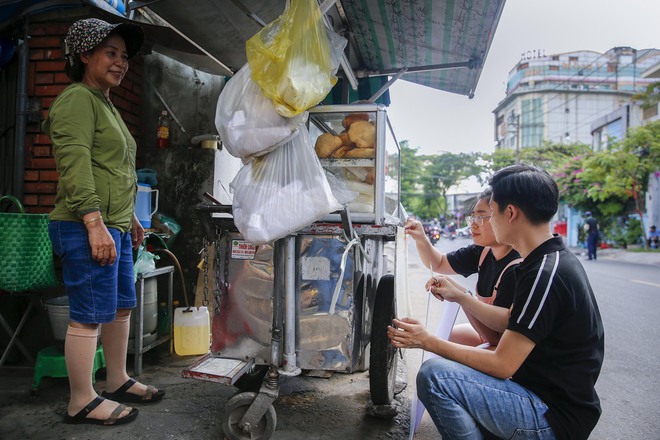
68, 321, 100, 331
115, 308, 132, 319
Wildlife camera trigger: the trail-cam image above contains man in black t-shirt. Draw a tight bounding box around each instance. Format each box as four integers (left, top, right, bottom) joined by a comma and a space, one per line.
389, 164, 604, 440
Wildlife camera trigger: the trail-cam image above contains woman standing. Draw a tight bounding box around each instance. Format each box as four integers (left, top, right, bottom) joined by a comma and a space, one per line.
404, 189, 522, 347
43, 18, 164, 426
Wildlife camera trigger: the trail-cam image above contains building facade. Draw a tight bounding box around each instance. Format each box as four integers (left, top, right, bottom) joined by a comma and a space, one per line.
493, 47, 660, 152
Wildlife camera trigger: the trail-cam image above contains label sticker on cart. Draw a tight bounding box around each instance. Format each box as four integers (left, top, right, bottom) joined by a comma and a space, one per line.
231, 239, 256, 260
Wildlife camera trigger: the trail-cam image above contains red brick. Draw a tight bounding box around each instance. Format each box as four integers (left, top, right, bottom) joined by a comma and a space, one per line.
42, 23, 69, 35
32, 133, 52, 145
45, 49, 64, 60
24, 182, 56, 193
39, 170, 60, 181
31, 146, 51, 157
28, 158, 56, 169
54, 73, 70, 83
36, 60, 66, 72
30, 49, 45, 60
28, 206, 51, 214
28, 63, 35, 95
42, 97, 56, 109
39, 194, 56, 206
24, 170, 39, 181
23, 194, 38, 206
35, 84, 67, 97
30, 36, 63, 49
35, 73, 54, 84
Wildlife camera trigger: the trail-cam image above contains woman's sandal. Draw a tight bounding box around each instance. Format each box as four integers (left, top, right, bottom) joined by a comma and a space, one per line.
101, 378, 165, 404
63, 396, 138, 425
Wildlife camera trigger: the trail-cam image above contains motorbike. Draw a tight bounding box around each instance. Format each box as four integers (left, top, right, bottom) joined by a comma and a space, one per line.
428, 226, 442, 245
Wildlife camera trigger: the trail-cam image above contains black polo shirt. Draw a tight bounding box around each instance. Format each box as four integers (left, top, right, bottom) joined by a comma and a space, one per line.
447, 244, 520, 307
509, 236, 604, 440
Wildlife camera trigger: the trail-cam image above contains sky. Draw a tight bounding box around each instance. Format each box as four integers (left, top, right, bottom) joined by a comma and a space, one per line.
385, 0, 660, 156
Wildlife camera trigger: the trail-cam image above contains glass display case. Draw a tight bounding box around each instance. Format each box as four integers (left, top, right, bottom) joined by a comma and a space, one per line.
308, 103, 400, 225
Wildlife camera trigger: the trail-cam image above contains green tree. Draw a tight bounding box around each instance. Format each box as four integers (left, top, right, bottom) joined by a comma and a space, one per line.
555, 121, 660, 248
398, 141, 483, 219
419, 152, 482, 219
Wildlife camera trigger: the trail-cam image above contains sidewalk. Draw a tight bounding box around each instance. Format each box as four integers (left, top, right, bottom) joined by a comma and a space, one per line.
569, 246, 660, 266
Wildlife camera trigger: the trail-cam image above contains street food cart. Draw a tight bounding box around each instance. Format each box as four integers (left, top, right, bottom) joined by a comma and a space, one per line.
184, 103, 406, 439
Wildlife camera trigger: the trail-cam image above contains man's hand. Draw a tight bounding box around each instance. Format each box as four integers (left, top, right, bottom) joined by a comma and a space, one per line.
425, 275, 470, 303
387, 317, 431, 350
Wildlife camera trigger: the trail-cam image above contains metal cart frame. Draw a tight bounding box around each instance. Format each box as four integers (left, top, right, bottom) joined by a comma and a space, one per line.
184, 104, 406, 440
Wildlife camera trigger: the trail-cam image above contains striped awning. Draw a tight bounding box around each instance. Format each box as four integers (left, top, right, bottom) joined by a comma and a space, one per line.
141, 0, 506, 98
0, 0, 506, 97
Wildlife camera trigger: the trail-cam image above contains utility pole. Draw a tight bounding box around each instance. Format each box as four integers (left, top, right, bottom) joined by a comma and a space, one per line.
508, 110, 521, 162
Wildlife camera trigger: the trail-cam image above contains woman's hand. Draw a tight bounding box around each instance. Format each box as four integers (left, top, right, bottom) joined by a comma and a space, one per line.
131, 215, 144, 250
404, 218, 428, 243
425, 275, 471, 303
387, 317, 429, 350
84, 212, 116, 266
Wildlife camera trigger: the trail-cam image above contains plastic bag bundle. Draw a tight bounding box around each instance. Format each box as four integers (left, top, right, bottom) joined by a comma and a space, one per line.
231, 125, 341, 245
215, 63, 307, 160
246, 0, 347, 117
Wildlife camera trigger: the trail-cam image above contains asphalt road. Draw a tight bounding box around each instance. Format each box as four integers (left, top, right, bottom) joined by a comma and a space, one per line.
0, 236, 658, 439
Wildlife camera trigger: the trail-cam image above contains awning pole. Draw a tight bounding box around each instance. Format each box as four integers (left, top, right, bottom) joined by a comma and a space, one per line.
368, 68, 407, 102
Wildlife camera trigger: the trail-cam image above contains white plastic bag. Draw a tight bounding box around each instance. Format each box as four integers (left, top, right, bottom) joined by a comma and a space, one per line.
215, 63, 307, 160
231, 126, 341, 245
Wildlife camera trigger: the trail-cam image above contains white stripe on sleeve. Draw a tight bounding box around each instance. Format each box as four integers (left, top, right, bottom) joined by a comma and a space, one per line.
516, 254, 547, 324
528, 251, 560, 328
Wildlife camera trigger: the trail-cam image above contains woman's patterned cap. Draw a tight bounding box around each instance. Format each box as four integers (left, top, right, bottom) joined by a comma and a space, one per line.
64, 18, 144, 60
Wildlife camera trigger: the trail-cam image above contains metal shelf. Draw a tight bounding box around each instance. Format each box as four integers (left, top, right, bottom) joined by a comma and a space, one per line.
130, 265, 174, 376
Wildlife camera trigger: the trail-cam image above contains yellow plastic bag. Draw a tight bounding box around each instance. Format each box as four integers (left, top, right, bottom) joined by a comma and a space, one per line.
246, 0, 338, 117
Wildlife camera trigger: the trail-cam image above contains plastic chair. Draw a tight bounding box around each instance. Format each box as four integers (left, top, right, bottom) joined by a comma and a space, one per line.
32, 344, 106, 390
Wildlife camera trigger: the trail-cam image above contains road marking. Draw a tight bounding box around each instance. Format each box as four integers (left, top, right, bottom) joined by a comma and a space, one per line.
632, 280, 660, 288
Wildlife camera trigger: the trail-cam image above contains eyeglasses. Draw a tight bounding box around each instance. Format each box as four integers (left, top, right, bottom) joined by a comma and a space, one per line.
466, 215, 491, 226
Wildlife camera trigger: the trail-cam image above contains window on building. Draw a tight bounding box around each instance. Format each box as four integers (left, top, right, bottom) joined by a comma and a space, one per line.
549, 65, 559, 71
607, 63, 617, 72
643, 105, 658, 120
521, 98, 544, 148
518, 62, 529, 71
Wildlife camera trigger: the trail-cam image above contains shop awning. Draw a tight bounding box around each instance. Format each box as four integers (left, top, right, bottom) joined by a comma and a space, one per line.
136, 0, 506, 98
1, 0, 506, 98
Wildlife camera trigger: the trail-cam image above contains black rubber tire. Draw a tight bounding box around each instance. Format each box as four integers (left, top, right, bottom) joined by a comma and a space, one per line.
369, 274, 397, 405
222, 392, 277, 440
234, 364, 268, 392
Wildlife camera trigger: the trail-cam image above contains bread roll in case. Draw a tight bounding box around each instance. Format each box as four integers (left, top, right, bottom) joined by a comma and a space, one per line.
344, 147, 375, 158
348, 121, 376, 148
342, 113, 370, 129
314, 133, 342, 157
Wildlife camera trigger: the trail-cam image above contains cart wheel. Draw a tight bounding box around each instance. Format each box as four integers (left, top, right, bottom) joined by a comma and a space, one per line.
234, 365, 268, 392
222, 392, 277, 440
369, 274, 398, 405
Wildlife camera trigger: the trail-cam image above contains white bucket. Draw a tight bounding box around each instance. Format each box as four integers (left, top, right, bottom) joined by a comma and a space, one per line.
173, 306, 210, 356
44, 296, 70, 341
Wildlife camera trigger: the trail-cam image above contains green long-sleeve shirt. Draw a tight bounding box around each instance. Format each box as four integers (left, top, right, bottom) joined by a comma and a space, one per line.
43, 83, 137, 232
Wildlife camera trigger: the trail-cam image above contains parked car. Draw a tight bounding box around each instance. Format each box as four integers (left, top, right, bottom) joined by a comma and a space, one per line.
456, 226, 471, 237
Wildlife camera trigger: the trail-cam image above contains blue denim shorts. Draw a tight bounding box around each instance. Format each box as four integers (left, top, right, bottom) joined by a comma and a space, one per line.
49, 221, 136, 324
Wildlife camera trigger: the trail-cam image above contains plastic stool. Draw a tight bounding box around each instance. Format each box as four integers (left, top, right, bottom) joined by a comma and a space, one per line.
32, 345, 106, 390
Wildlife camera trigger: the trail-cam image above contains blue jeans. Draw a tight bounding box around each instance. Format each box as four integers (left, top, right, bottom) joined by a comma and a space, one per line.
49, 221, 136, 324
417, 357, 556, 440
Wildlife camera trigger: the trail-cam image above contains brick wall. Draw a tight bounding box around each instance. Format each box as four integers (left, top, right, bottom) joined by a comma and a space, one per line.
23, 20, 143, 214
